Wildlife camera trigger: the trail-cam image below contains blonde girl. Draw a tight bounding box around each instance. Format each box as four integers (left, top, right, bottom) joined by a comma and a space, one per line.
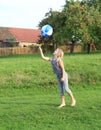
39, 47, 76, 108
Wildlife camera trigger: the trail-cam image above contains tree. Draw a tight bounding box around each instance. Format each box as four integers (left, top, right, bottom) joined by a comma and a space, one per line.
64, 0, 101, 50
38, 0, 101, 52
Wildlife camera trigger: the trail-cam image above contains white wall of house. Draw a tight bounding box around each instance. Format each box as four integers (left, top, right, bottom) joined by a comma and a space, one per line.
18, 42, 38, 47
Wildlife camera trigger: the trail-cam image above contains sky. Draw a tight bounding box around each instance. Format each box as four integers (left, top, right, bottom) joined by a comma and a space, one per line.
0, 0, 65, 29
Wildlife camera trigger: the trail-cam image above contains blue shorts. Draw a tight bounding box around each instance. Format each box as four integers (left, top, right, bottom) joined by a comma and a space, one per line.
57, 72, 72, 96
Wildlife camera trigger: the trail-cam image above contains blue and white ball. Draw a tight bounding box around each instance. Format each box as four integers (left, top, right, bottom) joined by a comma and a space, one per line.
41, 24, 53, 37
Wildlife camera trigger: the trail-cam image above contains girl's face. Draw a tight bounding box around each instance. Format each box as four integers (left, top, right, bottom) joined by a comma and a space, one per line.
53, 49, 59, 56
53, 48, 64, 59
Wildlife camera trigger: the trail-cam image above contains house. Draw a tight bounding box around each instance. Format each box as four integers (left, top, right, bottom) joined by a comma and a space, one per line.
0, 27, 41, 47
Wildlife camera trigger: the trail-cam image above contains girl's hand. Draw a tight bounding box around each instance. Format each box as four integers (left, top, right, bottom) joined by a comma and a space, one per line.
61, 77, 64, 82
39, 43, 44, 47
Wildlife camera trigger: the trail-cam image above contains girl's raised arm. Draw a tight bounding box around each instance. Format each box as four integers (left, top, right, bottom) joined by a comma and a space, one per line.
39, 47, 50, 61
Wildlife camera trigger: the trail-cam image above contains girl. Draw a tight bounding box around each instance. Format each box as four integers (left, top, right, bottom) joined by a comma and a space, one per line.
39, 46, 76, 108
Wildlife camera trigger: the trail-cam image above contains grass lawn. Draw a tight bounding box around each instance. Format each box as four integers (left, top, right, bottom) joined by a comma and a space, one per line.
0, 87, 101, 130
0, 53, 101, 130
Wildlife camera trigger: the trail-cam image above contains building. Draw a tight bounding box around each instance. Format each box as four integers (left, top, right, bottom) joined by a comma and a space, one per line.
0, 27, 41, 48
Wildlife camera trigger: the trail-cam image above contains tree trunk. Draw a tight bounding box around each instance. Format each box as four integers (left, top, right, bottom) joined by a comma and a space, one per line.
70, 41, 75, 54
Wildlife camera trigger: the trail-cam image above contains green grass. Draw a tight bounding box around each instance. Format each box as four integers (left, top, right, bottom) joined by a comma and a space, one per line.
0, 53, 101, 130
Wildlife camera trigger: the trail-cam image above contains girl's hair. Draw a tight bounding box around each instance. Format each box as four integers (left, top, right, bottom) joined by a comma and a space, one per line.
55, 48, 64, 58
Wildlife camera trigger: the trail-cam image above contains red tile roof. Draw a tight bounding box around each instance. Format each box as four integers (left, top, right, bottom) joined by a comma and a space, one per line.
9, 27, 41, 43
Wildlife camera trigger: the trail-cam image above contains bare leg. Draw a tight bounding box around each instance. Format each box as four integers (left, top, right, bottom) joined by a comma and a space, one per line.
63, 73, 76, 107
69, 93, 76, 107
58, 96, 66, 108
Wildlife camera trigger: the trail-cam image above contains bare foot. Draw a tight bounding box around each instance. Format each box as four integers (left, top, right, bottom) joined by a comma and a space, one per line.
58, 104, 66, 108
71, 100, 76, 107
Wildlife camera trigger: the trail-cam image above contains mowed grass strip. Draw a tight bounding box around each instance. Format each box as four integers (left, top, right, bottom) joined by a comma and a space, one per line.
0, 88, 101, 130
